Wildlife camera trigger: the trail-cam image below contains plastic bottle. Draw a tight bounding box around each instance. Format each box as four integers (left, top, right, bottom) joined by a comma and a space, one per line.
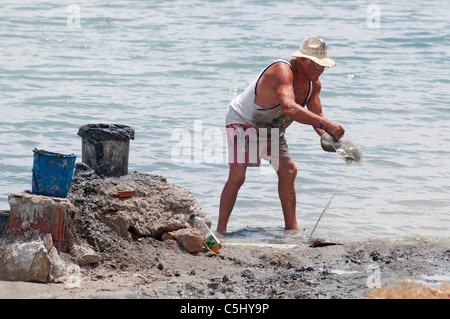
190, 213, 222, 252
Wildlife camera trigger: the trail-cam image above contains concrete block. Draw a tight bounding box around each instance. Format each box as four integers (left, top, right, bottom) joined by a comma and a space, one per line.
8, 192, 76, 252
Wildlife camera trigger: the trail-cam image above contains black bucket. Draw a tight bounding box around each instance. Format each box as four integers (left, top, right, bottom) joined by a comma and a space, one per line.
77, 124, 135, 177
0, 210, 10, 238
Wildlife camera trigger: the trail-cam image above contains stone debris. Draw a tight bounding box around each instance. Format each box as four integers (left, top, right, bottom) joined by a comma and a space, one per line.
0, 163, 212, 283
70, 244, 101, 266
168, 228, 205, 253
0, 231, 78, 283
0, 234, 51, 283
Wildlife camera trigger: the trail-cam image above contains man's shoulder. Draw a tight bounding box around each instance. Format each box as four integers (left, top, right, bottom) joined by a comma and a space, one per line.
269, 61, 294, 82
271, 59, 294, 71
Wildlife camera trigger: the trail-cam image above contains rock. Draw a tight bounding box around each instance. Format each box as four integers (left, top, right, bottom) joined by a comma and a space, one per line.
0, 235, 51, 283
70, 243, 101, 266
42, 234, 53, 252
48, 247, 68, 281
169, 228, 204, 253
0, 232, 79, 283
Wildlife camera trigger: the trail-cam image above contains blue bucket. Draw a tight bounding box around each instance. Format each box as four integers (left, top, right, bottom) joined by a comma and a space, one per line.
32, 148, 77, 198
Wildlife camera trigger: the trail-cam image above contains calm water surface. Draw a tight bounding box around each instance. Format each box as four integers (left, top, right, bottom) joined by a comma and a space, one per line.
1, 0, 449, 243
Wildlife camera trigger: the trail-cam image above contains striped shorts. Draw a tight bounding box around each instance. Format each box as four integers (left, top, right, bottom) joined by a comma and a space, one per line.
225, 124, 292, 167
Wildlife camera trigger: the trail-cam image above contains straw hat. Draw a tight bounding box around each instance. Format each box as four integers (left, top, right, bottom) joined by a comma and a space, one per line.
292, 37, 336, 67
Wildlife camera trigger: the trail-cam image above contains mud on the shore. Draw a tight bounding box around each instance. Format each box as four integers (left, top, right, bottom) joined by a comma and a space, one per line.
1, 235, 449, 299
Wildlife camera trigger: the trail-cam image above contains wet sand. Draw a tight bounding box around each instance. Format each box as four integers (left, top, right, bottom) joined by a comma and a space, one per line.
1, 236, 448, 300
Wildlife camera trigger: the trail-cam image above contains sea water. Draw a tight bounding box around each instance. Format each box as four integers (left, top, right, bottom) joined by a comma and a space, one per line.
1, 0, 449, 244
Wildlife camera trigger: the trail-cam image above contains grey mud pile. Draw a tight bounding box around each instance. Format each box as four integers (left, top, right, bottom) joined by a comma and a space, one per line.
66, 164, 209, 252
1, 166, 449, 299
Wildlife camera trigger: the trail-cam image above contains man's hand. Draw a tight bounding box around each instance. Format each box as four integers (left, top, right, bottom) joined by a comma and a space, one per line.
322, 120, 345, 141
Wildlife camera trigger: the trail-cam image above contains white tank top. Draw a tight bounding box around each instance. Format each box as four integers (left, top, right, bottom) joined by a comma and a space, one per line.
226, 59, 313, 132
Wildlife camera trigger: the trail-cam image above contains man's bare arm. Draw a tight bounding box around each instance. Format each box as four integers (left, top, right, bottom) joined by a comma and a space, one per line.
274, 68, 345, 140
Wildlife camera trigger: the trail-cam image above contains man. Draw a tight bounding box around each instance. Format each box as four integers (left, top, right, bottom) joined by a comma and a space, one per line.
217, 37, 345, 232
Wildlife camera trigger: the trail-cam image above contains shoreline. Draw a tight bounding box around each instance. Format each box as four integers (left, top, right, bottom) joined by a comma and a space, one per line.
1, 237, 449, 299
1, 171, 448, 300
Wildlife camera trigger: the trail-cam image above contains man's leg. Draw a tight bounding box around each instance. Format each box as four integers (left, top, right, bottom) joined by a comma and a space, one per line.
276, 161, 300, 231
217, 165, 247, 232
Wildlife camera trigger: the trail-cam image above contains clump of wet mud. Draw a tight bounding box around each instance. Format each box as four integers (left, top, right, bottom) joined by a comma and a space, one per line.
66, 164, 208, 263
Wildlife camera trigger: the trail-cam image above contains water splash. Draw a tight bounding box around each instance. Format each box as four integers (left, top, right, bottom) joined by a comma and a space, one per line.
336, 139, 363, 164
309, 177, 343, 239
321, 133, 363, 164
